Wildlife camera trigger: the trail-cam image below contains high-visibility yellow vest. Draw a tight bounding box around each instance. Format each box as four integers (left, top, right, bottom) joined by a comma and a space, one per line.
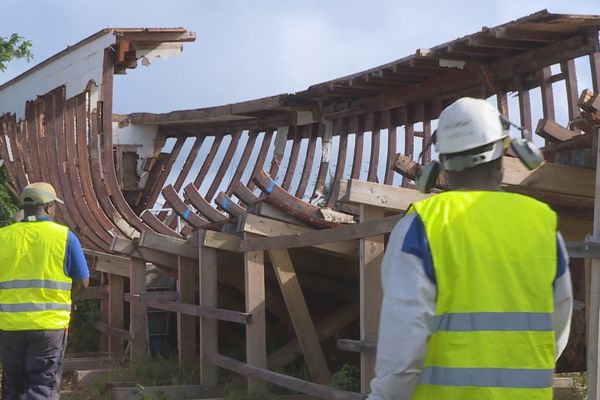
409, 191, 557, 400
0, 219, 72, 330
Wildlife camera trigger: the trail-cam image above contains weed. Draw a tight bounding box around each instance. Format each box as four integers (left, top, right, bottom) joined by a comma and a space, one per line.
329, 364, 359, 392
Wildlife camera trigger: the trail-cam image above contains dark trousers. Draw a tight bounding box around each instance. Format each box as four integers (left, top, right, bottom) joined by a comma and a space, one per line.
0, 329, 67, 400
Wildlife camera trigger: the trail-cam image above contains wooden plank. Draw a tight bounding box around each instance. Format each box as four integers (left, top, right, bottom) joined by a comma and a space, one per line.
252, 202, 310, 227
359, 205, 384, 394
340, 179, 430, 212
561, 59, 580, 134
268, 303, 359, 370
109, 274, 125, 354
209, 354, 364, 400
518, 82, 533, 139
587, 124, 600, 400
178, 255, 197, 370
139, 229, 199, 259
240, 213, 358, 257
351, 116, 364, 180
268, 249, 331, 384
502, 156, 594, 198
244, 234, 267, 391
535, 118, 576, 143
63, 356, 120, 372
129, 258, 148, 362
94, 257, 130, 278
199, 240, 219, 385
204, 230, 242, 253
134, 298, 250, 324
240, 215, 401, 252
326, 119, 348, 208
337, 339, 376, 353
124, 291, 179, 302
111, 236, 178, 270
93, 321, 132, 341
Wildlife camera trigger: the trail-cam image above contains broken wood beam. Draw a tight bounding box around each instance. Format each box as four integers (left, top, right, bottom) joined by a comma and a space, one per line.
535, 118, 577, 142
337, 339, 376, 354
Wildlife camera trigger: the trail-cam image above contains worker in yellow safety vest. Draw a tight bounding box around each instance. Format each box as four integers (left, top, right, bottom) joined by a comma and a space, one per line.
368, 97, 573, 400
0, 182, 89, 400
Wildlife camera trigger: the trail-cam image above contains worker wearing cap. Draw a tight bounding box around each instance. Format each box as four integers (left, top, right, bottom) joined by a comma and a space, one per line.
368, 98, 573, 400
0, 182, 89, 399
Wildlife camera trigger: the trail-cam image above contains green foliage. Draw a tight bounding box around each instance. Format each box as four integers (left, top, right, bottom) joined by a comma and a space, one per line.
329, 364, 360, 392
67, 300, 101, 353
0, 33, 32, 72
223, 382, 277, 400
0, 166, 19, 227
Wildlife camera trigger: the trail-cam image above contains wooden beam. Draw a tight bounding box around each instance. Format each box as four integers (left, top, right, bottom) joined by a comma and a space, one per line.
108, 384, 223, 400
244, 234, 267, 391
139, 230, 199, 259
359, 205, 384, 394
337, 339, 376, 354
209, 354, 364, 400
239, 213, 358, 257
587, 125, 600, 399
268, 303, 359, 370
240, 215, 401, 252
92, 321, 132, 341
502, 156, 594, 199
132, 298, 250, 325
340, 179, 430, 212
268, 249, 331, 384
178, 256, 198, 371
199, 240, 219, 385
204, 230, 242, 253
129, 258, 148, 362
111, 236, 177, 271
109, 274, 125, 354
535, 118, 576, 143
251, 202, 310, 227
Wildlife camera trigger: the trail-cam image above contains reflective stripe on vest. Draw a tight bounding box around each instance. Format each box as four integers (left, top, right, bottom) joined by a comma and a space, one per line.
410, 191, 557, 400
0, 220, 72, 330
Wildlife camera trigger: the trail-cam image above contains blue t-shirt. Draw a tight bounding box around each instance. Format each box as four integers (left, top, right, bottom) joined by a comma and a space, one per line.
21, 216, 90, 281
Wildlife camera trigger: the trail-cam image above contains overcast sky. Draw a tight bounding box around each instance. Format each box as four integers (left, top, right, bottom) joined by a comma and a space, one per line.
1, 0, 599, 115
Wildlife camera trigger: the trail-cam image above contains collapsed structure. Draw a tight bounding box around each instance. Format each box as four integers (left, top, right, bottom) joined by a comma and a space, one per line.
0, 10, 600, 399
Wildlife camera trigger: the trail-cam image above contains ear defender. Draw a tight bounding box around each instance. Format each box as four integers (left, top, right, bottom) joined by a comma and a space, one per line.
415, 130, 440, 193
415, 160, 440, 194
510, 137, 543, 170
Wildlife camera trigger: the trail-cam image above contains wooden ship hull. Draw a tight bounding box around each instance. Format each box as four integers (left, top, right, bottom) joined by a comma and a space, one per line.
1, 10, 599, 397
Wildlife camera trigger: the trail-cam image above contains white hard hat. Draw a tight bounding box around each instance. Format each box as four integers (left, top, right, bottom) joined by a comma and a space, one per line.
435, 97, 507, 155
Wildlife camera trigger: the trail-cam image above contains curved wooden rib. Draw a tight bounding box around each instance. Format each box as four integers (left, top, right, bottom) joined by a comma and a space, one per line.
173, 136, 204, 192
368, 112, 380, 182
384, 110, 397, 185
234, 183, 260, 206
162, 184, 208, 228
268, 127, 288, 178
183, 183, 228, 223
225, 130, 258, 196
253, 170, 337, 229
193, 135, 223, 188
215, 192, 246, 217
206, 130, 242, 201
295, 124, 317, 199
99, 49, 146, 235
141, 210, 183, 238
246, 129, 274, 191
141, 136, 186, 210
351, 115, 364, 180
326, 118, 349, 208
310, 123, 330, 202
281, 126, 302, 190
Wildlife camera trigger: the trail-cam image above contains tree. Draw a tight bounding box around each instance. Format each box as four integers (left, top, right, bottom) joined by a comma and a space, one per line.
0, 33, 32, 225
0, 33, 32, 72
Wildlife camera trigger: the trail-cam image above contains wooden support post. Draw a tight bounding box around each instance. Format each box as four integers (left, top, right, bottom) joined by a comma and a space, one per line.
244, 234, 267, 391
587, 122, 600, 400
99, 273, 109, 352
108, 274, 124, 354
268, 249, 331, 384
129, 258, 148, 362
178, 255, 198, 371
359, 205, 385, 394
199, 233, 218, 385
